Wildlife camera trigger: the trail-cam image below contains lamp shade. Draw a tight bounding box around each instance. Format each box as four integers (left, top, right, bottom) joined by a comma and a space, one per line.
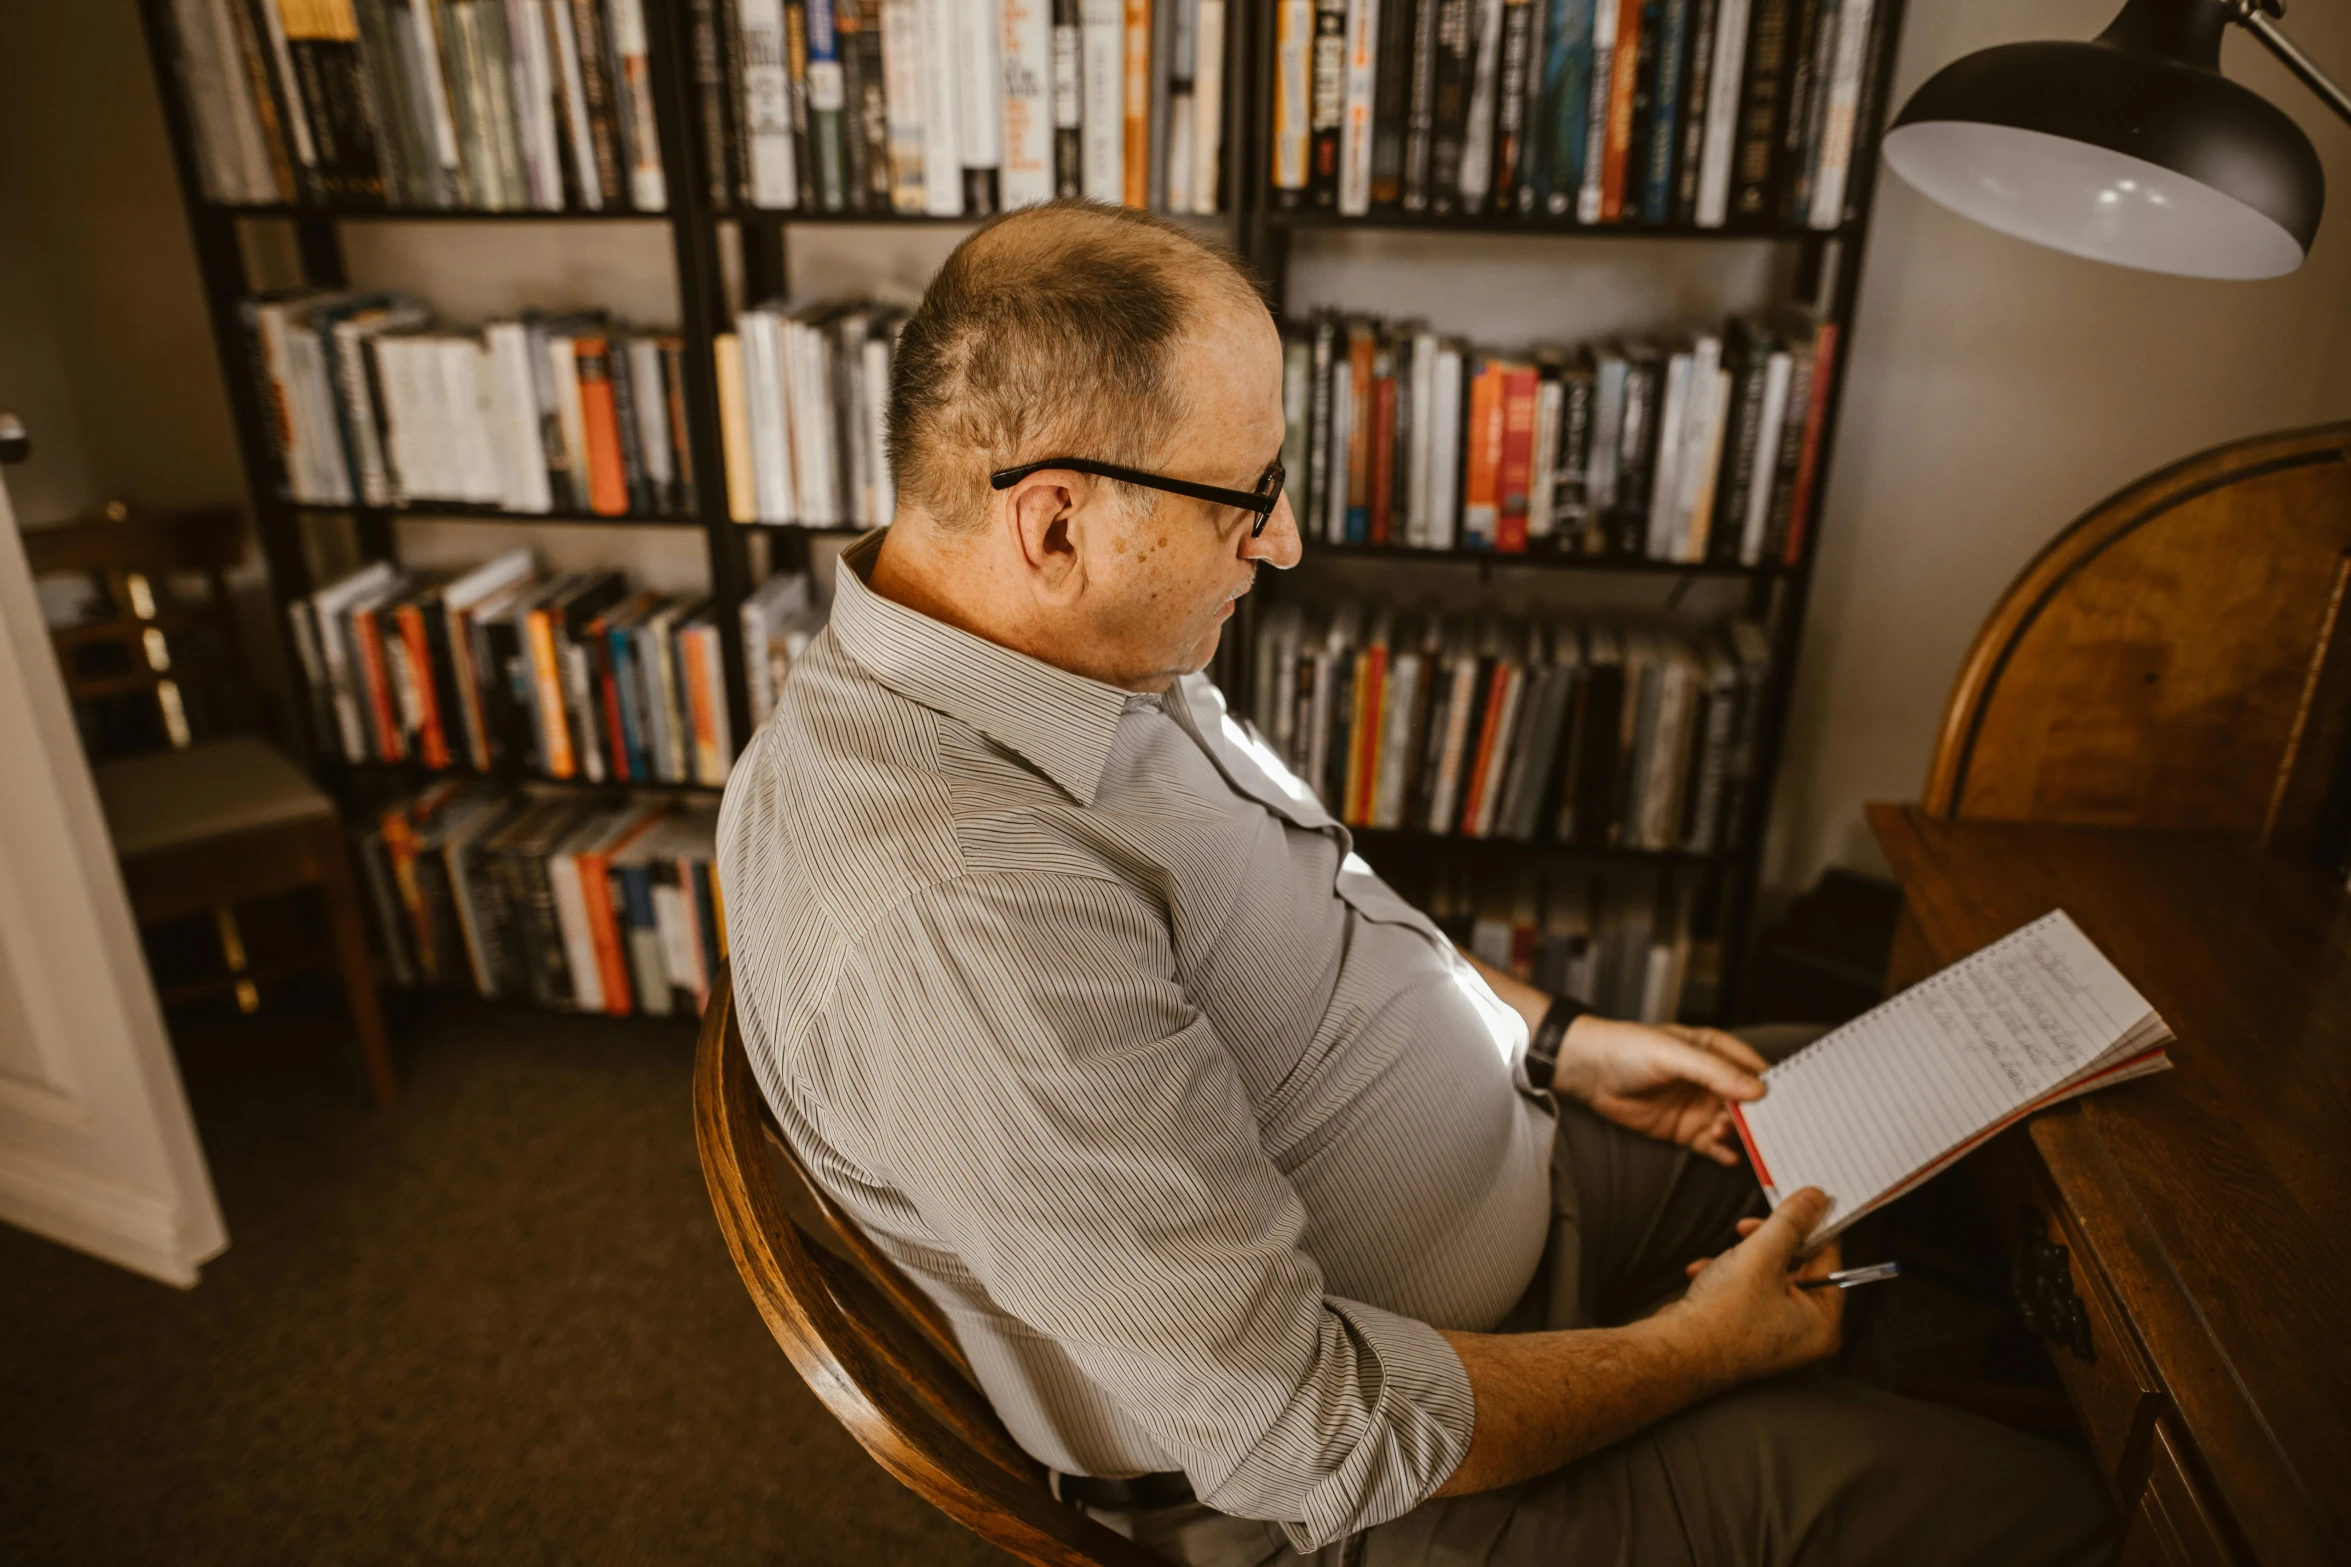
1883, 3, 2325, 280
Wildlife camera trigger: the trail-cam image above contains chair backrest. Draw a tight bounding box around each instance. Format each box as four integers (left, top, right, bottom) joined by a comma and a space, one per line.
691, 963, 1171, 1567
1923, 422, 2351, 862
21, 507, 257, 759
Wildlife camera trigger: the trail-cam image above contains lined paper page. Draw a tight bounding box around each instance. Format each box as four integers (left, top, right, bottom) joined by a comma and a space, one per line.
1738, 911, 2156, 1233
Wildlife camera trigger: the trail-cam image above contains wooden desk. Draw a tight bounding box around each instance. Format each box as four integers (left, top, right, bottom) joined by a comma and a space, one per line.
1869, 807, 2351, 1567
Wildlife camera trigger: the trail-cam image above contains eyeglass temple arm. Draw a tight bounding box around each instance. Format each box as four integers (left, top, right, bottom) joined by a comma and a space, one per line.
2230, 3, 2351, 127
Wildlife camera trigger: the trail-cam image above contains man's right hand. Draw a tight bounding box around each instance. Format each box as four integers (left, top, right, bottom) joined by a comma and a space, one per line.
1668, 1187, 1845, 1390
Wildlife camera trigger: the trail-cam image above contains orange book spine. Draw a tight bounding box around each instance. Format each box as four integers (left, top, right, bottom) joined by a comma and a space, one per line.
573, 336, 630, 516
1782, 324, 1841, 566
681, 627, 721, 784
396, 604, 451, 769
1460, 664, 1514, 835
1496, 365, 1539, 553
353, 605, 405, 761
1123, 0, 1153, 207
1601, 0, 1643, 221
524, 607, 577, 777
1350, 645, 1386, 823
578, 851, 632, 1015
1462, 364, 1506, 547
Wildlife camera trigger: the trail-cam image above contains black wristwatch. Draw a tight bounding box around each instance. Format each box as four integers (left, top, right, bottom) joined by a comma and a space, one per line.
1524, 995, 1591, 1090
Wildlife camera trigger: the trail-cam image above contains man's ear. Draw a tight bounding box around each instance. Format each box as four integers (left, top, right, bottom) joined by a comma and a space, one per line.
1004, 474, 1087, 603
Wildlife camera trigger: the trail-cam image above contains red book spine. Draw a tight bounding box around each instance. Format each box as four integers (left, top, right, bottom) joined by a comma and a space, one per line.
1460, 664, 1514, 834
1496, 365, 1538, 552
396, 604, 450, 769
1782, 323, 1840, 565
353, 605, 404, 761
574, 337, 630, 516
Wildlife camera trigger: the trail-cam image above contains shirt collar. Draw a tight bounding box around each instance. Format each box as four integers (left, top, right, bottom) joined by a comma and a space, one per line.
828, 531, 1142, 806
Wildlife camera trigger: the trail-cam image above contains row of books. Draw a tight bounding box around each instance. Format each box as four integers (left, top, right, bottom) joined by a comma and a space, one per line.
1431, 862, 1706, 1022
715, 301, 901, 528
163, 0, 671, 211
356, 782, 726, 1014
698, 0, 1231, 217
290, 552, 772, 786
1280, 309, 1833, 564
1272, 0, 1885, 229
246, 290, 696, 517
1250, 603, 1773, 853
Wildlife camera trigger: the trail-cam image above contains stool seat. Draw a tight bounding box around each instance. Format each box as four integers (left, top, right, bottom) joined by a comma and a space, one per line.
95, 737, 335, 859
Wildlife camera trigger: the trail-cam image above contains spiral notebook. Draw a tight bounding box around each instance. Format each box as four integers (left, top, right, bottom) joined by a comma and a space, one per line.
1731, 910, 2174, 1242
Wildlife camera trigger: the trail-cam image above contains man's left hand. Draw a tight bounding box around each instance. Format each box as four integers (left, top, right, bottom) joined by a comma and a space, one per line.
1547, 1016, 1768, 1167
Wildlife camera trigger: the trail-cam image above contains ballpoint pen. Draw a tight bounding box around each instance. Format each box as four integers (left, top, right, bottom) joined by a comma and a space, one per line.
1796, 1261, 1902, 1291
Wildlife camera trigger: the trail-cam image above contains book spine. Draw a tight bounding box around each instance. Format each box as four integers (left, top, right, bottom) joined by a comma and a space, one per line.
691, 0, 738, 206
1191, 0, 1225, 211
1308, 0, 1347, 208
1496, 364, 1536, 551
1455, 0, 1503, 210
1369, 365, 1398, 543
741, 0, 803, 205
838, 0, 890, 210
1729, 0, 1789, 218
1779, 321, 1836, 564
1492, 0, 1535, 206
1079, 0, 1123, 201
1574, 0, 1615, 220
571, 337, 629, 515
563, 0, 625, 202
1804, 0, 1871, 227
606, 0, 668, 208
882, 0, 926, 210
1428, 0, 1473, 213
1053, 0, 1086, 196
1122, 0, 1152, 206
1462, 360, 1503, 548
805, 0, 850, 209
1001, 0, 1057, 207
1337, 0, 1380, 216
1671, 0, 1716, 221
958, 0, 1005, 213
1400, 0, 1440, 210
1639, 0, 1688, 223
1692, 0, 1746, 224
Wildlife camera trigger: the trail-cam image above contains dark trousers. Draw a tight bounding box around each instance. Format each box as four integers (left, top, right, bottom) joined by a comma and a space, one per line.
1101, 1028, 2115, 1567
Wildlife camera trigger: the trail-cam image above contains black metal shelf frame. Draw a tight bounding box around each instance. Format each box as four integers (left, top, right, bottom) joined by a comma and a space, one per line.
140, 0, 1908, 1021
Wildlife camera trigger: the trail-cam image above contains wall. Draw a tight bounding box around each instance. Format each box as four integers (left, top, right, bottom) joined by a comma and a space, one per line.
1768, 0, 2351, 893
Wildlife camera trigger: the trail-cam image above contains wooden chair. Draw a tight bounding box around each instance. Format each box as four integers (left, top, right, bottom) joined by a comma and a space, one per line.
24, 507, 396, 1108
691, 963, 1170, 1567
1922, 421, 2351, 852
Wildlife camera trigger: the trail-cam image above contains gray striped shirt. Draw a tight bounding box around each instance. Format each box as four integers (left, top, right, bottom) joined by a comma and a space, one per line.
719, 533, 1556, 1551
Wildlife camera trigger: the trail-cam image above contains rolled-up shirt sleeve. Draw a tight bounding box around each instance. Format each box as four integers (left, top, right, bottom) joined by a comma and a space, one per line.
827, 868, 1476, 1550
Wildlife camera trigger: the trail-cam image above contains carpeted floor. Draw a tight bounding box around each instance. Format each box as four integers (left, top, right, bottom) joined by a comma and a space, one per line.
0, 997, 1006, 1567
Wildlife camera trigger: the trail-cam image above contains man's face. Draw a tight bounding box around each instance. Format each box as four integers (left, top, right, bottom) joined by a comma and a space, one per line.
1083, 297, 1303, 689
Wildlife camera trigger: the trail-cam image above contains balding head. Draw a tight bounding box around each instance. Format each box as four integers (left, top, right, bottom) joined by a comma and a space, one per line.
884, 200, 1268, 532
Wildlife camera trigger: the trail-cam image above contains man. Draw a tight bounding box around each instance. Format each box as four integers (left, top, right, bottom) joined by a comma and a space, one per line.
719, 202, 2108, 1565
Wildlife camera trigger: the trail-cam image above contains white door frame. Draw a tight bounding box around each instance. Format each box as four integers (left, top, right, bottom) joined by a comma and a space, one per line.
0, 471, 227, 1285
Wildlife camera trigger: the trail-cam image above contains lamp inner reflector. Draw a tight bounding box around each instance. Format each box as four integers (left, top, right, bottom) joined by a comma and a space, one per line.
1884, 119, 2306, 279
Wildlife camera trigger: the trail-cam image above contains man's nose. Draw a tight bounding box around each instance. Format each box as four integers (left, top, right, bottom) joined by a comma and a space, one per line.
1242, 492, 1304, 570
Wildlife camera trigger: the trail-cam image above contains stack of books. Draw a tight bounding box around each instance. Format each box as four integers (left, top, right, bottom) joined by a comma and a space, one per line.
246, 290, 697, 517
159, 0, 671, 211
739, 568, 829, 728
699, 0, 1230, 216
1429, 861, 1707, 1024
715, 300, 902, 527
1251, 602, 1772, 853
355, 782, 726, 1015
291, 551, 796, 788
1282, 310, 1834, 564
1271, 0, 1886, 228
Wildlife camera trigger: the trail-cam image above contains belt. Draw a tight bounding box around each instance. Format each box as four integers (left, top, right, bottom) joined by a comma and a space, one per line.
1050, 1469, 1197, 1512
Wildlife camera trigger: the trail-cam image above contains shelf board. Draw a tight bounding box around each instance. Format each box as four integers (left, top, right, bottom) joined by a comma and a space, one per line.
1265, 208, 1851, 242
337, 760, 722, 799
1348, 826, 1725, 867
1299, 542, 1786, 577
206, 201, 667, 223
739, 520, 877, 535
288, 502, 703, 528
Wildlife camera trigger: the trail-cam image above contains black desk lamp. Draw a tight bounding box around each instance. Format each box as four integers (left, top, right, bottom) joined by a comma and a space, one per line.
1883, 0, 2351, 278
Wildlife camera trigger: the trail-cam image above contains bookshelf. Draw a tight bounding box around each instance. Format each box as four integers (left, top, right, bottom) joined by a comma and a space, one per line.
136, 0, 1906, 1022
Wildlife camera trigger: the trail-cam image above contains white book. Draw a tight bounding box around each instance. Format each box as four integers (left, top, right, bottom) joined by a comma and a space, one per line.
1166, 0, 1197, 214
546, 0, 605, 208
921, 0, 967, 214
1190, 0, 1226, 212
862, 334, 895, 523
1079, 0, 1125, 202
606, 0, 668, 209
1808, 0, 1877, 229
1739, 350, 1793, 564
1576, 0, 1618, 223
627, 337, 673, 493
958, 0, 1007, 203
787, 317, 839, 524
457, 339, 508, 502
739, 311, 796, 523
1669, 334, 1723, 557
1458, 0, 1505, 206
545, 842, 606, 1013
739, 0, 802, 207
1694, 0, 1751, 227
476, 333, 528, 508
1427, 345, 1462, 550
1405, 328, 1437, 547
504, 0, 566, 209
486, 322, 555, 512
1645, 351, 1693, 560
1528, 375, 1562, 542
1682, 368, 1732, 562
1371, 651, 1422, 829
1337, 0, 1380, 216
1735, 911, 2175, 1243
883, 0, 929, 211
1000, 0, 1057, 207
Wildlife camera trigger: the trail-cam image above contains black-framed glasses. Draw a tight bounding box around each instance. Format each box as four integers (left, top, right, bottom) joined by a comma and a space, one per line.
989, 456, 1287, 537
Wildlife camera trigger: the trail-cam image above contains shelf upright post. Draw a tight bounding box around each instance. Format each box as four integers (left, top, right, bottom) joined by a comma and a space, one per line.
1714, 0, 1910, 1018
652, 0, 757, 752
132, 0, 338, 764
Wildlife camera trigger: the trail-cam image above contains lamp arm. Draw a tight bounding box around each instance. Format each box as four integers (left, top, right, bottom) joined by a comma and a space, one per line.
2230, 2, 2351, 128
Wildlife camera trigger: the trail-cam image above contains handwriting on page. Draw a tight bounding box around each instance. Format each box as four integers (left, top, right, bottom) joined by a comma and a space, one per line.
1741, 912, 2138, 1228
